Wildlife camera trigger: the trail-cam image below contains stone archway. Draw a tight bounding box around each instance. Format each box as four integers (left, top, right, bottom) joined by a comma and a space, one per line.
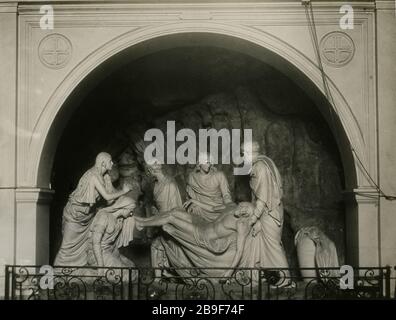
31, 23, 363, 189
16, 22, 376, 269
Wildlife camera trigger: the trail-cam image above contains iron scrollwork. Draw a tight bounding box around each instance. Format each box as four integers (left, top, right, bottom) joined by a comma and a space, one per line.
4, 265, 392, 300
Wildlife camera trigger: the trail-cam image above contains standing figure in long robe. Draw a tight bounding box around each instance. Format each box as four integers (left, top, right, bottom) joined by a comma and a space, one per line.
184, 152, 233, 222
145, 161, 186, 275
240, 141, 290, 284
54, 152, 130, 266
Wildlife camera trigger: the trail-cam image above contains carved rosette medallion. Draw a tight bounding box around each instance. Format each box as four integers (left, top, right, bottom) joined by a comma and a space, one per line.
38, 34, 72, 69
320, 32, 355, 67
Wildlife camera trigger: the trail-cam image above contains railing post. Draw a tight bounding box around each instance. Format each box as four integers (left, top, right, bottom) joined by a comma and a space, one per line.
257, 269, 262, 300
137, 268, 141, 300
384, 266, 391, 299
394, 266, 396, 300
4, 265, 10, 300
128, 268, 132, 300
10, 266, 15, 300
120, 268, 124, 300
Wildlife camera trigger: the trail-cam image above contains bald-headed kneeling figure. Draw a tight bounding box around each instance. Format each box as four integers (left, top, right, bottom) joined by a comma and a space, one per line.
135, 202, 254, 277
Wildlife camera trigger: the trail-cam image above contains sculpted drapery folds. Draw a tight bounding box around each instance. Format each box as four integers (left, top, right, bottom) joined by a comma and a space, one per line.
138, 144, 291, 278
136, 202, 254, 277
55, 144, 292, 280
88, 195, 137, 269
144, 159, 245, 277
184, 152, 234, 222
239, 141, 290, 278
54, 152, 131, 266
295, 226, 340, 278
145, 160, 186, 274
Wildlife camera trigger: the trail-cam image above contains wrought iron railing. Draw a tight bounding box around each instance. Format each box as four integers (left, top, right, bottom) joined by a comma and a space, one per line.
4, 265, 392, 300
392, 266, 396, 299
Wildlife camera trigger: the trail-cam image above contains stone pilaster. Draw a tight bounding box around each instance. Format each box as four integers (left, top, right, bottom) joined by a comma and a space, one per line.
0, 2, 18, 298
15, 188, 54, 266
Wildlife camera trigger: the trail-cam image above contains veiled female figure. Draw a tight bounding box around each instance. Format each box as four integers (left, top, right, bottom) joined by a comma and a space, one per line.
54, 152, 130, 266
295, 226, 339, 279
88, 195, 137, 269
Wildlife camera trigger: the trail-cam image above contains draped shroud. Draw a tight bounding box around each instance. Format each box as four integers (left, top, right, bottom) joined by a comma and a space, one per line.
153, 176, 237, 277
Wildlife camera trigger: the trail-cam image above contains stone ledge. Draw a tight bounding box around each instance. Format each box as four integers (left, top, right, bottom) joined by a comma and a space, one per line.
0, 3, 17, 13
15, 188, 54, 204
16, 0, 376, 15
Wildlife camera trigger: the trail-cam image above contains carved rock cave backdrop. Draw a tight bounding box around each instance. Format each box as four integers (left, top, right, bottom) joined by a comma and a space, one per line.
50, 47, 346, 269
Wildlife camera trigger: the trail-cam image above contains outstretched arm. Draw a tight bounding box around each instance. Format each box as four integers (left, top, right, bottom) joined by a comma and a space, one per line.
135, 213, 172, 229
93, 176, 130, 201
136, 210, 194, 234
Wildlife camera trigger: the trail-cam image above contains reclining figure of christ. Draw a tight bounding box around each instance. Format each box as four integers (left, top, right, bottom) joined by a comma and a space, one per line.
135, 202, 254, 278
